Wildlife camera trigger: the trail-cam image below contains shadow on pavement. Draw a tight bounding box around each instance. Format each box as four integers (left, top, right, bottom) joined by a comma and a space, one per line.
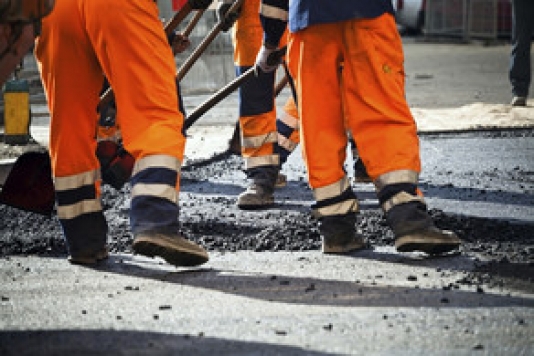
0, 330, 331, 356
89, 255, 534, 309
419, 181, 534, 209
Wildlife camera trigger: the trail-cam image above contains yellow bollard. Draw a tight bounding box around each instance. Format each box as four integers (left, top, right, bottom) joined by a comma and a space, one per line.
3, 78, 31, 145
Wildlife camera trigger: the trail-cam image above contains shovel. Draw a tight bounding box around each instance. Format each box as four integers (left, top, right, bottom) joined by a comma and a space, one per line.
0, 1, 201, 216
0, 151, 55, 216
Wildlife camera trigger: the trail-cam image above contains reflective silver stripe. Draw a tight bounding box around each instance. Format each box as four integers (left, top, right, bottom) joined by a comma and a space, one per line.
312, 199, 359, 219
381, 191, 426, 213
241, 132, 277, 149
132, 155, 181, 176
277, 134, 298, 152
260, 4, 288, 21
245, 155, 279, 170
314, 176, 350, 202
131, 183, 178, 204
55, 169, 100, 192
279, 111, 299, 130
374, 170, 419, 191
96, 131, 122, 143
57, 199, 102, 220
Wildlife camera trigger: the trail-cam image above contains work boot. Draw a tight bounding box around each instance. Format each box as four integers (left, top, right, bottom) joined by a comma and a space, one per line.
353, 157, 371, 183
68, 246, 109, 265
318, 213, 365, 254
511, 96, 527, 107
237, 182, 275, 209
275, 172, 287, 188
237, 166, 277, 210
386, 201, 461, 255
132, 231, 209, 267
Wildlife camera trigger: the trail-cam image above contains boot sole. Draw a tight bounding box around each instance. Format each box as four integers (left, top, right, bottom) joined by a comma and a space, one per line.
395, 235, 461, 255
68, 247, 109, 265
237, 202, 274, 210
236, 197, 275, 210
323, 240, 365, 254
322, 235, 366, 254
133, 236, 209, 267
353, 176, 372, 183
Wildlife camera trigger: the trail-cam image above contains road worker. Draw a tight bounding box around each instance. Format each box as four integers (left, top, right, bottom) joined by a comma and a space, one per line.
34, 0, 209, 266
276, 67, 371, 185
96, 31, 192, 190
217, 0, 287, 209
256, 0, 461, 255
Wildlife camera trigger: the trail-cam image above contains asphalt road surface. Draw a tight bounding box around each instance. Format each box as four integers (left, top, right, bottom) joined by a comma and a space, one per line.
1, 38, 533, 355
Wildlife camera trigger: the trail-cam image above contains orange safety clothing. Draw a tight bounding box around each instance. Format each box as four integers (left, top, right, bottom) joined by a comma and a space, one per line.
288, 13, 421, 216
276, 96, 299, 165
35, 0, 186, 255
232, 0, 288, 171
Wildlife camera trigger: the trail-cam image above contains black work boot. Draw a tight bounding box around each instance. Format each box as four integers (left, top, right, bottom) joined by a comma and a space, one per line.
318, 213, 365, 254
237, 166, 278, 210
386, 201, 461, 255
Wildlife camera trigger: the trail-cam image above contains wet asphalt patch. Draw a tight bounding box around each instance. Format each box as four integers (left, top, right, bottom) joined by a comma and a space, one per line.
1, 129, 533, 290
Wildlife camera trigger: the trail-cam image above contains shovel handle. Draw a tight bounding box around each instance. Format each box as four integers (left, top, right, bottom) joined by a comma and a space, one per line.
184, 46, 287, 130
182, 9, 205, 37
176, 0, 244, 83
184, 66, 255, 130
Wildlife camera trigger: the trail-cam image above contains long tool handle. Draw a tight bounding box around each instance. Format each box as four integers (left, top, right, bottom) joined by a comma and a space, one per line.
184, 46, 287, 130
176, 0, 244, 82
182, 9, 205, 37
274, 75, 288, 97
184, 66, 254, 130
281, 60, 297, 104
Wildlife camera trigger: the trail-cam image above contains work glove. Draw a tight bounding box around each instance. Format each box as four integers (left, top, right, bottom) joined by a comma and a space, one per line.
170, 31, 191, 55
255, 44, 280, 74
216, 0, 241, 32
97, 140, 134, 190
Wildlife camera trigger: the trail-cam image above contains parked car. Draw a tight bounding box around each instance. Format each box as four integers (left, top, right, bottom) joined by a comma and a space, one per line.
392, 0, 426, 34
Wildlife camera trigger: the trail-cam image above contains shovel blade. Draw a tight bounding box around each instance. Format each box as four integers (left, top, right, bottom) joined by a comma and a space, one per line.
0, 151, 55, 216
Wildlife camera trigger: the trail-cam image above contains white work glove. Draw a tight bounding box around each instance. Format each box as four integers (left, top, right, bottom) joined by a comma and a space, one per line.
255, 45, 280, 74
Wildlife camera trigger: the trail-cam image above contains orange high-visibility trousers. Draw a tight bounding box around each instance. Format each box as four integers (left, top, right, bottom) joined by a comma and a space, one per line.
35, 0, 185, 179
288, 13, 421, 189
232, 0, 287, 170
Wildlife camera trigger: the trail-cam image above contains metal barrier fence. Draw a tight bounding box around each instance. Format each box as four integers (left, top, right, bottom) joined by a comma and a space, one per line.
468, 0, 498, 39
425, 0, 512, 40
425, 0, 469, 38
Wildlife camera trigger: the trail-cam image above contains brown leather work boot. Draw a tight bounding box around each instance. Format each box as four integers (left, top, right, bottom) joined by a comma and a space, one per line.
133, 232, 209, 267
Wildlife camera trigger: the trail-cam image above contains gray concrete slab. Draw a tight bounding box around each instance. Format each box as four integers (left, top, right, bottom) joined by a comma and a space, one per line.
1, 251, 533, 355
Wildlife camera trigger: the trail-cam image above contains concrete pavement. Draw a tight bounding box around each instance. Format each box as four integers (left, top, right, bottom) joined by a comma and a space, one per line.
1, 250, 533, 355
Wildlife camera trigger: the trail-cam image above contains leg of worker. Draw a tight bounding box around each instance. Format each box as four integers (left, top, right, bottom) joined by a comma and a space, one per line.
342, 14, 460, 254
288, 26, 363, 254
35, 0, 108, 264
85, 0, 207, 266
348, 137, 371, 183
233, 0, 279, 209
275, 95, 299, 187
509, 0, 534, 104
